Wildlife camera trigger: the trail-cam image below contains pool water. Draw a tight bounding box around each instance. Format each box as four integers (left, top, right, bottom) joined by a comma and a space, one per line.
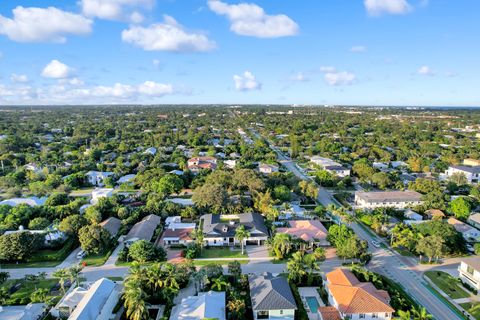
305, 296, 320, 313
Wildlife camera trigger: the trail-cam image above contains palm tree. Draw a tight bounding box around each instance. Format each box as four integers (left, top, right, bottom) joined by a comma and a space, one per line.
145, 263, 163, 291
123, 281, 149, 320
312, 247, 326, 261
398, 310, 412, 320
303, 253, 320, 285
52, 268, 70, 294
227, 297, 246, 319
211, 277, 228, 291
0, 287, 10, 305
235, 225, 250, 255
412, 307, 433, 320
191, 228, 205, 252
287, 251, 307, 284
69, 265, 83, 287
271, 233, 292, 259
162, 263, 180, 290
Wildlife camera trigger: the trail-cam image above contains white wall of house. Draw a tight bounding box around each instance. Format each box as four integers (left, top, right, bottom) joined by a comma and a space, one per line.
204, 236, 267, 246
253, 309, 295, 320
354, 196, 423, 209
458, 262, 480, 290
163, 237, 192, 246
446, 167, 479, 184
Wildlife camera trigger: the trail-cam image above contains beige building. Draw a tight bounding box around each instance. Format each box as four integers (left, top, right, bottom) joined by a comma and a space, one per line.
464, 159, 480, 166
354, 191, 423, 209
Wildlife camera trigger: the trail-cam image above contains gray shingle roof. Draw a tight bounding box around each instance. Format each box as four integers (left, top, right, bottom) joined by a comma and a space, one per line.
125, 214, 160, 242
249, 273, 297, 311
452, 165, 480, 174
201, 213, 268, 238
100, 217, 121, 237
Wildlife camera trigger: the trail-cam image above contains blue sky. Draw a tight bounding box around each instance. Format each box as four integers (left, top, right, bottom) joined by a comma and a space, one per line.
0, 0, 479, 106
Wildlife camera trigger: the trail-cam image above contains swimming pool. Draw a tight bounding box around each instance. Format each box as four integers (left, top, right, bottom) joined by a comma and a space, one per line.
305, 296, 320, 313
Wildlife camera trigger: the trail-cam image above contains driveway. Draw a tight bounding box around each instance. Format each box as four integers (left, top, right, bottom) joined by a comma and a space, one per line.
246, 245, 270, 260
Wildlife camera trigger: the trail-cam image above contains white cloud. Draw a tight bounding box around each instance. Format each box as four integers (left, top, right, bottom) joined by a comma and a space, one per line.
41, 60, 73, 79
364, 0, 412, 16
290, 72, 309, 82
122, 15, 216, 52
350, 45, 367, 52
320, 66, 337, 73
320, 67, 356, 86
10, 74, 29, 83
417, 65, 434, 76
208, 0, 298, 38
80, 0, 153, 22
0, 6, 92, 43
233, 71, 261, 91
152, 59, 161, 68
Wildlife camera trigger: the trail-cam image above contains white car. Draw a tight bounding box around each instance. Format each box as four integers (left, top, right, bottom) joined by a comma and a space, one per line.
76, 250, 87, 259
371, 240, 381, 248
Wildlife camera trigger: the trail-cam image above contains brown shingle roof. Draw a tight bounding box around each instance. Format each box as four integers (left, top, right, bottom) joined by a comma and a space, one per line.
319, 306, 341, 320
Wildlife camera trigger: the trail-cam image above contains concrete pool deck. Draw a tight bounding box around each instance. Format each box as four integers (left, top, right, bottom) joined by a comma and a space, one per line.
298, 287, 324, 320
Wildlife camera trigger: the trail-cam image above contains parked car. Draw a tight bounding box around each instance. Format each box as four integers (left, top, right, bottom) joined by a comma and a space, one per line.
76, 250, 87, 259
371, 240, 381, 248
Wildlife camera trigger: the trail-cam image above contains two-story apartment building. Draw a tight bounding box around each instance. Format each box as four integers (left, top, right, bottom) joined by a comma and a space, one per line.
458, 260, 480, 291
200, 213, 268, 246
354, 191, 423, 209
325, 268, 395, 320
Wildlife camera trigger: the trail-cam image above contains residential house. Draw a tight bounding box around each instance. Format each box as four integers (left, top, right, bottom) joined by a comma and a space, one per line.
169, 291, 226, 320
224, 159, 237, 169
277, 202, 308, 220
318, 306, 342, 320
445, 166, 480, 184
3, 228, 66, 246
0, 303, 46, 320
425, 209, 445, 220
310, 157, 350, 177
144, 147, 157, 156
187, 157, 217, 172
99, 217, 122, 238
166, 198, 194, 206
448, 217, 480, 242
53, 278, 120, 320
0, 197, 47, 207
277, 220, 330, 247
200, 213, 269, 246
249, 272, 297, 320
458, 259, 480, 291
354, 191, 423, 209
91, 188, 113, 205
258, 163, 279, 174
117, 174, 136, 185
124, 214, 161, 245
325, 268, 394, 320
162, 218, 196, 246
85, 171, 114, 187
404, 209, 423, 221
464, 159, 480, 167
468, 213, 480, 230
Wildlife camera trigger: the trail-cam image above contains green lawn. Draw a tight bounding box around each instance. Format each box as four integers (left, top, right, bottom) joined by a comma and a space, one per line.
394, 247, 416, 257
193, 259, 249, 266
199, 247, 247, 259
82, 248, 113, 267
460, 302, 480, 320
0, 278, 60, 305
1, 238, 77, 269
425, 271, 470, 299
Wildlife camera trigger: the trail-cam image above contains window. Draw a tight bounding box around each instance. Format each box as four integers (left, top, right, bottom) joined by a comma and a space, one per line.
385, 313, 391, 318
257, 311, 269, 319
280, 310, 283, 315
467, 265, 474, 275
372, 313, 378, 318
359, 314, 365, 319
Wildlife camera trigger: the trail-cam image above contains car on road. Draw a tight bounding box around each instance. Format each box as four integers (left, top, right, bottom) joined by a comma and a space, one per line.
371, 240, 381, 248
76, 250, 87, 259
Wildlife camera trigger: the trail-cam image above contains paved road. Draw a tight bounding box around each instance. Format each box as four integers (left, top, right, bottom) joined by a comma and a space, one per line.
251, 127, 462, 320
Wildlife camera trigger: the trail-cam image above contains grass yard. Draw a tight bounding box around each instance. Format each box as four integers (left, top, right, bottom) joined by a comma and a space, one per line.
0, 238, 77, 269
460, 302, 480, 320
199, 247, 248, 259
425, 271, 470, 299
0, 278, 60, 305
82, 248, 113, 267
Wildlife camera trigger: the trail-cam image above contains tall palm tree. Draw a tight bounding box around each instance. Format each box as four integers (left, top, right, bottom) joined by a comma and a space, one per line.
235, 225, 250, 255
412, 307, 433, 320
287, 251, 307, 284
123, 281, 149, 320
52, 268, 70, 294
145, 263, 163, 291
191, 228, 205, 252
162, 263, 180, 290
69, 265, 83, 287
271, 233, 292, 259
